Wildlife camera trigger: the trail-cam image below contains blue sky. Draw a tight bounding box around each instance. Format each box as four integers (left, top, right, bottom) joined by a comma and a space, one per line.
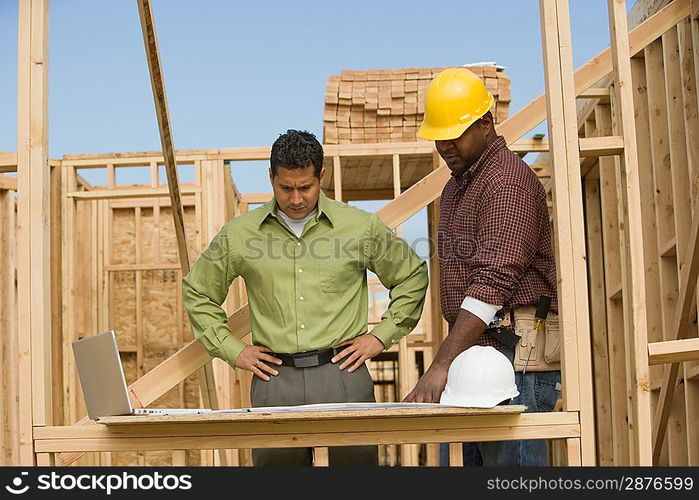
0, 0, 620, 252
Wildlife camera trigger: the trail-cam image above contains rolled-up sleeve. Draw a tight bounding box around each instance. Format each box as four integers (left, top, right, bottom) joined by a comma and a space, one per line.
464, 183, 542, 305
364, 214, 429, 349
182, 226, 246, 367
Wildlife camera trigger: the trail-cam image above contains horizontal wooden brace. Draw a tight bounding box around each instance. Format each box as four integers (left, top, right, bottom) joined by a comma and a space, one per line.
579, 136, 625, 156
67, 186, 200, 200
577, 87, 611, 102
0, 174, 17, 191
648, 338, 699, 365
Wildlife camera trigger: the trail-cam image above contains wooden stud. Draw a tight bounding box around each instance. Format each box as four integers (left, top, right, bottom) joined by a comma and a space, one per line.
608, 0, 653, 465
539, 0, 593, 465
448, 443, 463, 466
312, 447, 329, 466
17, 0, 51, 465
649, 338, 699, 365
332, 156, 342, 201
597, 103, 630, 466
136, 0, 220, 430
583, 174, 614, 465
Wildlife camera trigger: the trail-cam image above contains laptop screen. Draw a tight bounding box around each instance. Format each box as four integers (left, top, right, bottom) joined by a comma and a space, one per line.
72, 330, 133, 419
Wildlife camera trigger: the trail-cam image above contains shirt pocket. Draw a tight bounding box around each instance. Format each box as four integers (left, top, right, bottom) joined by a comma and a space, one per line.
320, 260, 356, 293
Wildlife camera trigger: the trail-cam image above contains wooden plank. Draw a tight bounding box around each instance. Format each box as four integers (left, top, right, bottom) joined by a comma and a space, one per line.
540, 0, 593, 464
136, 0, 220, 432
392, 153, 418, 466
678, 17, 699, 208
38, 424, 581, 453
66, 186, 200, 200
149, 161, 158, 188
681, 6, 699, 465
566, 437, 582, 466
0, 175, 18, 191
578, 87, 611, 102
652, 209, 699, 461
645, 42, 679, 453
312, 447, 329, 466
652, 26, 698, 464
583, 175, 614, 465
135, 208, 144, 379
578, 136, 624, 156
663, 28, 692, 266
608, 0, 652, 465
631, 53, 665, 391
107, 164, 115, 189
17, 0, 51, 465
648, 338, 699, 364
448, 443, 464, 466
50, 164, 63, 427
1, 190, 18, 463
239, 193, 273, 204
332, 156, 342, 201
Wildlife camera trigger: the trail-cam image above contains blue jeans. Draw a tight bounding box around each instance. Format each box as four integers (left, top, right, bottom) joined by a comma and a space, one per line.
439, 346, 561, 466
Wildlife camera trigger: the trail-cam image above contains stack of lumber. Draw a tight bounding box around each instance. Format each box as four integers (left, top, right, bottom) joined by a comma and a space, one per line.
323, 64, 511, 144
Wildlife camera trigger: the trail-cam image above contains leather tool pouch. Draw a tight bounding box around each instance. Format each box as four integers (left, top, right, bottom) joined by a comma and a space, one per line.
513, 306, 561, 372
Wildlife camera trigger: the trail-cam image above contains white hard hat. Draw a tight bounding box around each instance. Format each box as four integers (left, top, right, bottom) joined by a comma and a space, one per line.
440, 345, 520, 408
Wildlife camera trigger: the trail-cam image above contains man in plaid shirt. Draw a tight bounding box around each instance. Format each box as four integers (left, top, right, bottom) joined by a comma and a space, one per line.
405, 68, 560, 466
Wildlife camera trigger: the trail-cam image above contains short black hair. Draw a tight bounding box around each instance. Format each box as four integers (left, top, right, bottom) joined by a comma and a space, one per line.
270, 129, 324, 177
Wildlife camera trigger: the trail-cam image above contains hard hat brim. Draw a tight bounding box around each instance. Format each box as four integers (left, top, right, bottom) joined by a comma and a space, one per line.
440, 388, 520, 409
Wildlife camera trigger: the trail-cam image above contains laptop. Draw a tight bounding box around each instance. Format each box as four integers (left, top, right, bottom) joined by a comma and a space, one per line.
72, 330, 211, 419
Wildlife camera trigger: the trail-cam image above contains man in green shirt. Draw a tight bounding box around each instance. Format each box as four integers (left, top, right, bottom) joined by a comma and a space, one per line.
183, 130, 428, 466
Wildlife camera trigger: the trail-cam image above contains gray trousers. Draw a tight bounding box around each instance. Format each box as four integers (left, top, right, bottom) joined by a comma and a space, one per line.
251, 362, 379, 466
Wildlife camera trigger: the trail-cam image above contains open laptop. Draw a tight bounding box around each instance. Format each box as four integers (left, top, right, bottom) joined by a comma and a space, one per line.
72, 330, 211, 419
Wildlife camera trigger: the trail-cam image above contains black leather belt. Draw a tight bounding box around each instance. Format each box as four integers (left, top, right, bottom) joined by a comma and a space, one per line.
273, 345, 348, 368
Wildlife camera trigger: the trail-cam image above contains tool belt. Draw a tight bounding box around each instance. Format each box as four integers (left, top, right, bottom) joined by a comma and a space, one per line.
512, 305, 560, 372
273, 345, 348, 368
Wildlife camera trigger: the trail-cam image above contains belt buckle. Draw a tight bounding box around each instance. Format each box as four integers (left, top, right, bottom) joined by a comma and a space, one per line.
294, 354, 319, 368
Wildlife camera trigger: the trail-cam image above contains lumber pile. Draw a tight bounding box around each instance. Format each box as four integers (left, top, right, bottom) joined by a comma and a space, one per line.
323, 64, 511, 144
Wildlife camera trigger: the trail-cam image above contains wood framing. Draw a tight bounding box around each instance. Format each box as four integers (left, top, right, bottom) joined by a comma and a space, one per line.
135, 1, 222, 459
16, 0, 51, 466
6, 0, 698, 467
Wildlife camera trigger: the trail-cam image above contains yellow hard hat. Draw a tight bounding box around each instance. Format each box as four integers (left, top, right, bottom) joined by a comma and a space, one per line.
418, 67, 495, 141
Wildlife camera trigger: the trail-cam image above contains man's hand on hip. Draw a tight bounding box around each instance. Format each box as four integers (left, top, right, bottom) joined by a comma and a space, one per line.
332, 334, 384, 372
402, 365, 449, 403
235, 345, 282, 381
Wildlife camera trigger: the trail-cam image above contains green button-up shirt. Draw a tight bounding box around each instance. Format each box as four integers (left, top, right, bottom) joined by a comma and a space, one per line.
182, 191, 429, 367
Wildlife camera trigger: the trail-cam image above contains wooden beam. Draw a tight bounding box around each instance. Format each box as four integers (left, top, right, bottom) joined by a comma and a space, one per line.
608, 0, 653, 465
649, 338, 699, 365
448, 443, 464, 466
239, 193, 273, 204
0, 152, 18, 168
332, 156, 342, 201
578, 136, 625, 156
578, 87, 611, 102
652, 209, 699, 461
0, 175, 17, 191
17, 0, 51, 465
136, 0, 222, 462
66, 186, 200, 200
540, 0, 594, 465
583, 174, 614, 465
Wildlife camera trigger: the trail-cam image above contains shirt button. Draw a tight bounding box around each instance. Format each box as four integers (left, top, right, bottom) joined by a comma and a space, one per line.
298, 268, 303, 273
297, 242, 301, 247
300, 324, 306, 329
299, 296, 304, 301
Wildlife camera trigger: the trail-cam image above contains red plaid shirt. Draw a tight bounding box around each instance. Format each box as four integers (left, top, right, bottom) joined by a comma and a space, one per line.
438, 136, 558, 347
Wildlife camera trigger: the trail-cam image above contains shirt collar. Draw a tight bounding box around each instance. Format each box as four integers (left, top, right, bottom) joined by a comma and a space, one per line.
257, 190, 335, 229
451, 135, 507, 188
